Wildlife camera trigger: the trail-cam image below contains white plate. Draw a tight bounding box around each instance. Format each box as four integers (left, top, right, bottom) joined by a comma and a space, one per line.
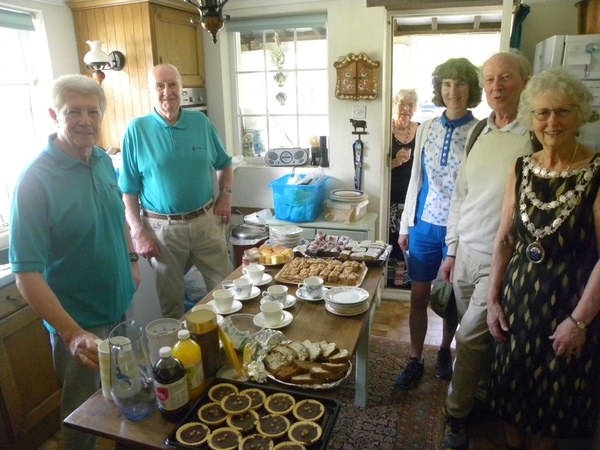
325, 301, 369, 316
260, 295, 296, 309
233, 286, 261, 301
253, 310, 294, 329
243, 273, 272, 287
296, 287, 329, 302
207, 299, 243, 315
324, 287, 369, 306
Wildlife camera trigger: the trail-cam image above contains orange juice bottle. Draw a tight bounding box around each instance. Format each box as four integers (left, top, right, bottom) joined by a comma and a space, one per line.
172, 329, 205, 400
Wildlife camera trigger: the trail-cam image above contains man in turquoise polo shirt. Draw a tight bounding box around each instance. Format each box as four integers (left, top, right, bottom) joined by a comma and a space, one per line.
9, 74, 139, 450
120, 64, 233, 319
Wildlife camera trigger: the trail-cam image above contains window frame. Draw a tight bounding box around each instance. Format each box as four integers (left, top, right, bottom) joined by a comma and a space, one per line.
226, 15, 328, 157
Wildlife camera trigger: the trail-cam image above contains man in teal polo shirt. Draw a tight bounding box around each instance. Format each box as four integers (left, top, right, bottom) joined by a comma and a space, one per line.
120, 64, 233, 319
9, 74, 139, 450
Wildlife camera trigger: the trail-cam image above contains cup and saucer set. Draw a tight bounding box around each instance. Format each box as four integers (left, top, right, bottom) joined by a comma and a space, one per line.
222, 277, 261, 301
242, 263, 273, 286
295, 276, 328, 302
254, 285, 295, 329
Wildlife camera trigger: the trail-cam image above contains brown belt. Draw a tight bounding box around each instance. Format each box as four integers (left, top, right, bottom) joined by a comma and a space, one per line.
142, 200, 213, 221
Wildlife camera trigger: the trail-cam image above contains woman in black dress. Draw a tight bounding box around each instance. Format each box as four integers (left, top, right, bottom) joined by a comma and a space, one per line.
487, 69, 600, 449
389, 89, 419, 287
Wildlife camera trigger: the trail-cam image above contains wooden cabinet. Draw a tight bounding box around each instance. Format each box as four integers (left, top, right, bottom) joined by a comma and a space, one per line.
0, 282, 62, 450
68, 0, 205, 149
334, 53, 380, 100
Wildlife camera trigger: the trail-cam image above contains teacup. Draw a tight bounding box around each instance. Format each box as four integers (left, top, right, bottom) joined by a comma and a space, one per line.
242, 264, 265, 284
213, 289, 234, 312
233, 277, 253, 298
260, 301, 284, 327
261, 285, 288, 303
298, 276, 324, 299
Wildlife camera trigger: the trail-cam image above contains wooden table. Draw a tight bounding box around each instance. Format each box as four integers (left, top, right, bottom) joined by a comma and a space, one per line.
64, 264, 383, 449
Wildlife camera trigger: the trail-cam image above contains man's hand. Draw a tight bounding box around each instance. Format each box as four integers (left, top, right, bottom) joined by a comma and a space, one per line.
65, 329, 101, 370
440, 256, 455, 282
214, 193, 232, 225
133, 228, 160, 258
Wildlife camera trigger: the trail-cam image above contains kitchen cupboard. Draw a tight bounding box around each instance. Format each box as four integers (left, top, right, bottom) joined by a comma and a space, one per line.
67, 0, 205, 150
0, 282, 62, 450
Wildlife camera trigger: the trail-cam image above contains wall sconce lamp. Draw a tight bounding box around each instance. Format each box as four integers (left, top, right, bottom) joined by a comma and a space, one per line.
83, 40, 125, 85
184, 0, 230, 44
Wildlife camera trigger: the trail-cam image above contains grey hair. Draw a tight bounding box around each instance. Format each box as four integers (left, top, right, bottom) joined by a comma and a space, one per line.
148, 64, 182, 89
51, 74, 106, 114
393, 88, 418, 106
517, 68, 595, 127
481, 50, 531, 84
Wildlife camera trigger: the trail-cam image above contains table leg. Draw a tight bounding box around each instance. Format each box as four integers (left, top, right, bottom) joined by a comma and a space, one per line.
354, 302, 375, 407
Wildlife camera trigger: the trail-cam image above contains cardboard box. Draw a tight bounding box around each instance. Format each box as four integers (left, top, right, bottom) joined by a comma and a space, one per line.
324, 199, 369, 223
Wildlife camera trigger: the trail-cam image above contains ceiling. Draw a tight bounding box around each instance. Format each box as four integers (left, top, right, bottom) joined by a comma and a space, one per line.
393, 12, 502, 35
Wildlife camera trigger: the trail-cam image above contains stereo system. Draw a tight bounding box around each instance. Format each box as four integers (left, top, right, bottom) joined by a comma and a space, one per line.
264, 148, 309, 166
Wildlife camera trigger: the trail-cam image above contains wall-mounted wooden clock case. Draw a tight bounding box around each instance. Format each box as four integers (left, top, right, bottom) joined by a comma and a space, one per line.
334, 53, 380, 100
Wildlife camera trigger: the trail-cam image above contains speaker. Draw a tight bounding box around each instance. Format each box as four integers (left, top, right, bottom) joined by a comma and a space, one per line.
264, 148, 309, 166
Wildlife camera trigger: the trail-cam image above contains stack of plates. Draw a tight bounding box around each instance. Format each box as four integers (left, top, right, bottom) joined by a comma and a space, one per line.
330, 189, 369, 203
324, 287, 370, 316
269, 225, 304, 248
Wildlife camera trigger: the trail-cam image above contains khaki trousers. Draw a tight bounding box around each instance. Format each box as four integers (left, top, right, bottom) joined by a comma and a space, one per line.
446, 243, 494, 418
144, 208, 231, 319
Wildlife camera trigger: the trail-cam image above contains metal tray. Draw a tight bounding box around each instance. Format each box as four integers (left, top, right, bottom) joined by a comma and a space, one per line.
165, 378, 341, 449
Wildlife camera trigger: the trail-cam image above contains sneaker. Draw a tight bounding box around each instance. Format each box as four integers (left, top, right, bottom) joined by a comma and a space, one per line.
395, 357, 424, 389
435, 348, 453, 380
443, 414, 468, 449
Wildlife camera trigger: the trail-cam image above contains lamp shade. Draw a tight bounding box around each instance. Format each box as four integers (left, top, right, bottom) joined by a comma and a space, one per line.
84, 40, 110, 66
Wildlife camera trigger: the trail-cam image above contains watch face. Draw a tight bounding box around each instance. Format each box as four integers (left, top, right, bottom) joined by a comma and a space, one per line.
129, 252, 139, 262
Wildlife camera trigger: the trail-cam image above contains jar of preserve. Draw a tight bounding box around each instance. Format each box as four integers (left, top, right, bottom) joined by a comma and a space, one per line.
242, 248, 259, 266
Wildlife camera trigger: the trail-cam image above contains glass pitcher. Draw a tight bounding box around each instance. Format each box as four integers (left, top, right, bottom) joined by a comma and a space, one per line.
109, 319, 155, 421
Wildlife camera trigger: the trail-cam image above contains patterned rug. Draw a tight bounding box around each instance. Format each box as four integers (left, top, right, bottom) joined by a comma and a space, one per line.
328, 336, 449, 450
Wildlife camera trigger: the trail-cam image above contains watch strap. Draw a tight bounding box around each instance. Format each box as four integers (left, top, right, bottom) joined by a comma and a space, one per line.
569, 315, 587, 330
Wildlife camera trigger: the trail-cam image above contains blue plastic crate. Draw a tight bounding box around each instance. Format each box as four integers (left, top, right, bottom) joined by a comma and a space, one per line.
269, 174, 329, 223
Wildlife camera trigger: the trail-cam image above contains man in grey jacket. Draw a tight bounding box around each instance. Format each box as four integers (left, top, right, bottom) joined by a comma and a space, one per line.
440, 52, 532, 450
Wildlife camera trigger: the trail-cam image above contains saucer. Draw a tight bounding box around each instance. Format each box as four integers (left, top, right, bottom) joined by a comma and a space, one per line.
296, 287, 329, 302
233, 286, 260, 301
207, 299, 242, 315
244, 273, 272, 287
260, 295, 296, 309
253, 310, 293, 329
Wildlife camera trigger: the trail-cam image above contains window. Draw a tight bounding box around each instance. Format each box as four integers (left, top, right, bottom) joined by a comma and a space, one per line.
228, 15, 328, 157
0, 8, 49, 234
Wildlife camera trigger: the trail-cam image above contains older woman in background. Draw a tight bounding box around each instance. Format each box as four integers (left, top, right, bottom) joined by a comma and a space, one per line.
396, 58, 482, 389
487, 69, 600, 449
388, 89, 420, 287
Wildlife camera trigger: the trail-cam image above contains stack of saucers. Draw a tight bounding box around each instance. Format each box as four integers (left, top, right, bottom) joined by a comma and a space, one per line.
329, 189, 369, 203
323, 287, 370, 316
269, 225, 304, 248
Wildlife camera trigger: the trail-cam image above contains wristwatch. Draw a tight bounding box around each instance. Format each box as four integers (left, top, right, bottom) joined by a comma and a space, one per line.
220, 187, 232, 194
569, 315, 587, 330
129, 252, 139, 262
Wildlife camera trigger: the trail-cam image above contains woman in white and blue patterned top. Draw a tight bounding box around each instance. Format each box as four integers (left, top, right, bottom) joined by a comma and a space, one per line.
395, 58, 482, 390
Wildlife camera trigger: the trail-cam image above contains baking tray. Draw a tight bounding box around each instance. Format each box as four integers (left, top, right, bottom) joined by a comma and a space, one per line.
274, 257, 367, 288
295, 244, 393, 267
165, 377, 341, 449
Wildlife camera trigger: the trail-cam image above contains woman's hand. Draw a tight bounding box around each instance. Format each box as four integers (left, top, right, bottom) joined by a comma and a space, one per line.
549, 318, 586, 358
487, 300, 509, 344
398, 234, 409, 251
396, 149, 411, 165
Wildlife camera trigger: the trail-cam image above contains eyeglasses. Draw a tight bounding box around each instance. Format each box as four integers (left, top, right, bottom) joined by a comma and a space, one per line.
398, 102, 416, 109
530, 105, 578, 121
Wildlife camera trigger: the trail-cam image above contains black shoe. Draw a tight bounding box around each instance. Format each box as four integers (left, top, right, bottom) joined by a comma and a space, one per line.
443, 413, 468, 449
395, 357, 424, 389
435, 348, 453, 380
